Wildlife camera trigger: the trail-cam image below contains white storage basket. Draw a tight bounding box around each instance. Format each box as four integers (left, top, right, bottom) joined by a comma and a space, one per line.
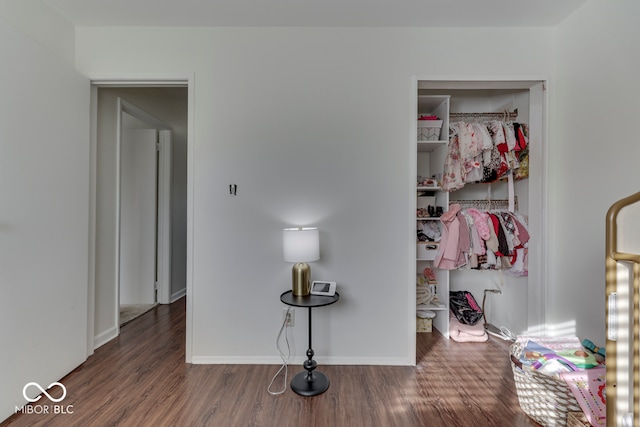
417, 120, 443, 141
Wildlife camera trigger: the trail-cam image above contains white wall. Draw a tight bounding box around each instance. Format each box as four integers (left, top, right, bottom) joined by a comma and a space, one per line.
552, 0, 640, 344
0, 0, 74, 64
0, 15, 89, 421
76, 26, 554, 364
93, 88, 187, 346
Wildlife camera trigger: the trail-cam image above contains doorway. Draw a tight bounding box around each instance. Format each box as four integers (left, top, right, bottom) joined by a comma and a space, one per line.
90, 84, 189, 353
411, 78, 548, 363
118, 103, 172, 325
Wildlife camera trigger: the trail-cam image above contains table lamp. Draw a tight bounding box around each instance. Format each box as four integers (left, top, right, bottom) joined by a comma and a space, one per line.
283, 227, 319, 296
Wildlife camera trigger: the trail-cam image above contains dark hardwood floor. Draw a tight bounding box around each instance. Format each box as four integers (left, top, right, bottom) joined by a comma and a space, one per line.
2, 298, 539, 426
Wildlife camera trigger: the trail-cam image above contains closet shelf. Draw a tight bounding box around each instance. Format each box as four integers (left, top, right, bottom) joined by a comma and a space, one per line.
417, 140, 447, 152
418, 302, 447, 311
415, 93, 450, 337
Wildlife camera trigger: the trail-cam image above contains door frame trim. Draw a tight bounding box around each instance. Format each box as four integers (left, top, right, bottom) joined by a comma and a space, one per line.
88, 74, 195, 364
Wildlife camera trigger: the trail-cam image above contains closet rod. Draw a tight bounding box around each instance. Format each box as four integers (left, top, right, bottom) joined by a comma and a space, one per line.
449, 108, 518, 120
450, 197, 518, 211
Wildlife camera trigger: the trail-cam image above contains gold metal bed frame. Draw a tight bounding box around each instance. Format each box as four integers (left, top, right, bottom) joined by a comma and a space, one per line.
606, 191, 640, 426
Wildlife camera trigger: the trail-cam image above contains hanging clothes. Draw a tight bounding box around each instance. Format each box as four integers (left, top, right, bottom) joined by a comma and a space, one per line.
434, 206, 529, 275
443, 123, 465, 192
442, 120, 529, 192
434, 204, 467, 270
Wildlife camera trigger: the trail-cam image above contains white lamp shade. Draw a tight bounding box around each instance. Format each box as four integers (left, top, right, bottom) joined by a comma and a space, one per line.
283, 227, 320, 262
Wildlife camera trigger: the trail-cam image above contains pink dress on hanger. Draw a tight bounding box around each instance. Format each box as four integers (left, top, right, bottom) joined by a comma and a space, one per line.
434, 204, 466, 270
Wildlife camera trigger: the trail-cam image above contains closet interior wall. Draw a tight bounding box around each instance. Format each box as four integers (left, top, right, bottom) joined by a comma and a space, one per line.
417, 84, 537, 338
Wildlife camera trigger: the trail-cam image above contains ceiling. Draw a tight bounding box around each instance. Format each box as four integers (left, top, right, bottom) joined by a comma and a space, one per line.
41, 0, 588, 28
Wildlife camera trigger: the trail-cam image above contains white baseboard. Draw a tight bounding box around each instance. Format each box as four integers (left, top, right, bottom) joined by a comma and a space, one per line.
93, 326, 118, 349
170, 287, 186, 303
190, 355, 412, 366
191, 356, 287, 365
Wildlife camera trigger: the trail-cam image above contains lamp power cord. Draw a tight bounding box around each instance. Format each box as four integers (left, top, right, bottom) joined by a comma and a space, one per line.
267, 307, 292, 395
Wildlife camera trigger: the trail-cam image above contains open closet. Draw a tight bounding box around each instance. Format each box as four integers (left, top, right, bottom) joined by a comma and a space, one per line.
413, 79, 546, 342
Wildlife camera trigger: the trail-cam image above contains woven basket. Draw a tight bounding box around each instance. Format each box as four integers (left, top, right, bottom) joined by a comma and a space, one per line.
566, 412, 590, 427
510, 342, 581, 427
416, 317, 432, 333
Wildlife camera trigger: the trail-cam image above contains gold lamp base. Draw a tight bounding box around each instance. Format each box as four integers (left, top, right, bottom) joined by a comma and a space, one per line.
292, 262, 311, 296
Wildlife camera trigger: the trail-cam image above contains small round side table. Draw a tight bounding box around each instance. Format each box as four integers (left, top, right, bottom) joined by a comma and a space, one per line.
280, 290, 339, 396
